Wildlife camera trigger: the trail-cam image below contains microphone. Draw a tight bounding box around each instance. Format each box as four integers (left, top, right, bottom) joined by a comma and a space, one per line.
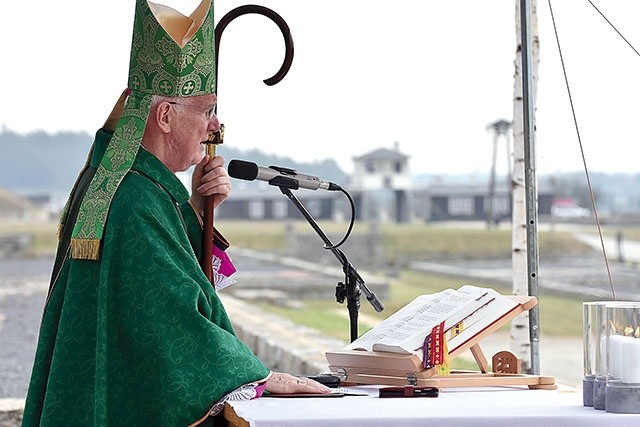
228, 159, 342, 191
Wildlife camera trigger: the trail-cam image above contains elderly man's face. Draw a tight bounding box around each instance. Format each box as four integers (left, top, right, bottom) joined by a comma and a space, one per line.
167, 93, 220, 172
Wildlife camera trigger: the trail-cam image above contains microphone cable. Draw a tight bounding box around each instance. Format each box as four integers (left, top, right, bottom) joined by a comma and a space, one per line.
323, 186, 356, 250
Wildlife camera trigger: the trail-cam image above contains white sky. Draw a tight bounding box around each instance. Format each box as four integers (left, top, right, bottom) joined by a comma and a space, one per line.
1, 0, 639, 175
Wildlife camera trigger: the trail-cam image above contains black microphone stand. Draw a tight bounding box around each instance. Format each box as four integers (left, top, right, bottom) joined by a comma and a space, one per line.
273, 177, 384, 343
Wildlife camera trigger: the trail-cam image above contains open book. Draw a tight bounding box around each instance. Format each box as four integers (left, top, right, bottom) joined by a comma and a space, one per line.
344, 285, 519, 357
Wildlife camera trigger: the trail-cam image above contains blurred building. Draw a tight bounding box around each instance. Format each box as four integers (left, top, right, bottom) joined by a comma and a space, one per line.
349, 143, 412, 223
421, 181, 555, 222
219, 144, 558, 224
218, 186, 344, 221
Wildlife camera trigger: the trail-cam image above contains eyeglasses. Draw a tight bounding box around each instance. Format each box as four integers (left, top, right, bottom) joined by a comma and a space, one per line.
168, 102, 217, 120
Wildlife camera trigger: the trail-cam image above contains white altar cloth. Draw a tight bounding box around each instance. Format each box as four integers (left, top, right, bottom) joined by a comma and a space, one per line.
226, 385, 639, 427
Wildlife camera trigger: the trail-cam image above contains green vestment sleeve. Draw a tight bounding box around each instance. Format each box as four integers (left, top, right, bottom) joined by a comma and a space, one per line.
23, 131, 270, 427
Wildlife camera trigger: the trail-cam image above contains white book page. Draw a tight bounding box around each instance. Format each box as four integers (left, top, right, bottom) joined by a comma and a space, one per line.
343, 293, 444, 351
344, 286, 494, 354
372, 286, 490, 353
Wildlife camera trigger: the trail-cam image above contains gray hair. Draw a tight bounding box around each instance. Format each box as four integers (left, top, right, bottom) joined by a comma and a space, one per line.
151, 94, 181, 107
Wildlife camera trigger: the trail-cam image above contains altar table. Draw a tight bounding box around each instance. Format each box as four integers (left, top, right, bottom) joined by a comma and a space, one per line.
224, 385, 639, 427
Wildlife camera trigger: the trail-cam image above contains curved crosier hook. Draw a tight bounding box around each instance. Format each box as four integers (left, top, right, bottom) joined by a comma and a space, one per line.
201, 5, 294, 285
215, 4, 295, 86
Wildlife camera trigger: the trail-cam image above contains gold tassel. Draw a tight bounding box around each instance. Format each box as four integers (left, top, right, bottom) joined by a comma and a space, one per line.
70, 238, 101, 260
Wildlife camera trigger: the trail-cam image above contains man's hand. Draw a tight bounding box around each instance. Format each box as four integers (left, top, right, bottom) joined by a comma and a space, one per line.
190, 155, 231, 214
265, 372, 331, 395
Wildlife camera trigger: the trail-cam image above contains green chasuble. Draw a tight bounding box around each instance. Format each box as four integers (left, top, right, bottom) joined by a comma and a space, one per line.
23, 130, 270, 427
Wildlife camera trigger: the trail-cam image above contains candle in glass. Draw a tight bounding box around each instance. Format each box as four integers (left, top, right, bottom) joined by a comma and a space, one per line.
605, 302, 640, 414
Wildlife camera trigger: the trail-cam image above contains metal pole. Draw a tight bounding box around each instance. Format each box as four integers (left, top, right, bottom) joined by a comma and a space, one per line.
519, 0, 540, 375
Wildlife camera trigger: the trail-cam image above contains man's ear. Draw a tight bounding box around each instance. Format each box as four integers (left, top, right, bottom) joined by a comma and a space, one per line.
156, 102, 172, 133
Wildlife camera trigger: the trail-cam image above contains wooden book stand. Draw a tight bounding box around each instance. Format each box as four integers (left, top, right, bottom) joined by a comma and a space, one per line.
326, 296, 556, 390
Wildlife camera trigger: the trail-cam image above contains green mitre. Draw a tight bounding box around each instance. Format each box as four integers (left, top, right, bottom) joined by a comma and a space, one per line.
67, 0, 216, 260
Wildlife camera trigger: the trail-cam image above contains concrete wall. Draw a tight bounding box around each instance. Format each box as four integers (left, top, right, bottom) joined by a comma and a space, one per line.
222, 295, 346, 375
0, 399, 23, 427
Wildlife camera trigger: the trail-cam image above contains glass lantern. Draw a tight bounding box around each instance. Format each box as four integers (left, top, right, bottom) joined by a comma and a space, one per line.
605, 302, 640, 414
